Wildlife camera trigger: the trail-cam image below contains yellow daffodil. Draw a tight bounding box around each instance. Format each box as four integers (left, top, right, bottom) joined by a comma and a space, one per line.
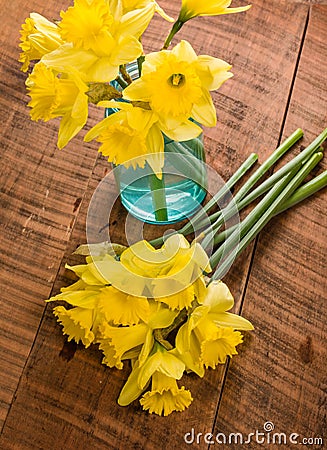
178, 0, 251, 22
26, 63, 89, 148
122, 0, 174, 22
49, 234, 210, 307
140, 372, 192, 415
85, 100, 203, 176
84, 101, 165, 175
53, 306, 95, 347
118, 343, 186, 406
19, 13, 63, 72
98, 303, 178, 369
98, 322, 149, 368
42, 0, 154, 82
48, 273, 151, 326
123, 233, 209, 274
86, 234, 209, 302
176, 280, 253, 369
123, 40, 233, 128
98, 286, 150, 325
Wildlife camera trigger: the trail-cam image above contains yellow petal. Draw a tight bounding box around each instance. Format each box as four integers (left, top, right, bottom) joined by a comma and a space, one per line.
42, 43, 97, 74
110, 35, 143, 65
146, 303, 179, 329
53, 306, 95, 347
145, 125, 164, 177
86, 56, 120, 82
118, 3, 155, 38
154, 1, 174, 22
137, 348, 185, 389
191, 89, 217, 127
210, 311, 254, 330
172, 40, 198, 63
214, 5, 252, 15
84, 111, 125, 142
123, 78, 150, 101
57, 106, 87, 149
118, 362, 147, 406
160, 119, 202, 142
126, 108, 157, 132
138, 329, 155, 366
203, 280, 234, 312
47, 289, 99, 309
195, 55, 233, 90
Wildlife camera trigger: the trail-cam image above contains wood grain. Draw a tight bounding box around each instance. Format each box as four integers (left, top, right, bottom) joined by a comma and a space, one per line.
0, 0, 103, 429
1, 0, 325, 449
212, 5, 327, 449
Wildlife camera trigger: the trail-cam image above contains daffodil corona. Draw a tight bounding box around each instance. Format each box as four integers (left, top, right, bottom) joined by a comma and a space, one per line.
26, 63, 89, 148
123, 40, 233, 129
19, 13, 63, 72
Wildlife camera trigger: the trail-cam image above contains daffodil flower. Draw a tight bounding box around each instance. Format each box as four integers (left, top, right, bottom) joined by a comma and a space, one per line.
53, 305, 98, 348
98, 322, 149, 369
176, 280, 253, 369
60, 234, 210, 304
26, 63, 89, 148
85, 99, 203, 176
139, 372, 193, 415
123, 40, 233, 128
118, 343, 186, 405
41, 0, 155, 82
178, 0, 251, 23
124, 234, 210, 306
19, 13, 63, 72
98, 305, 178, 369
84, 101, 165, 175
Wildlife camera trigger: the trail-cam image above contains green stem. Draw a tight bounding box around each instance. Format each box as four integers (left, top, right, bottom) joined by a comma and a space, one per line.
210, 152, 323, 279
149, 173, 168, 222
275, 169, 327, 214
115, 75, 128, 89
184, 129, 304, 239
213, 169, 327, 246
137, 55, 145, 75
149, 153, 258, 247
120, 65, 133, 85
200, 129, 326, 247
180, 153, 258, 235
233, 128, 304, 202
163, 20, 184, 49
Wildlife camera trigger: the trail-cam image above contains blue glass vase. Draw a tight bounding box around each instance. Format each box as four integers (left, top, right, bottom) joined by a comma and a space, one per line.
106, 64, 207, 224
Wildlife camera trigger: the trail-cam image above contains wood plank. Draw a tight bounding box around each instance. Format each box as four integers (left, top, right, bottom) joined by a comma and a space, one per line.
213, 5, 327, 447
0, 0, 103, 428
0, 0, 311, 448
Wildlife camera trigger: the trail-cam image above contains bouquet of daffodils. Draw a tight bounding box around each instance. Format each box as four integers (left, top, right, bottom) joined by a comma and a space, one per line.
19, 0, 251, 175
19, 1, 327, 416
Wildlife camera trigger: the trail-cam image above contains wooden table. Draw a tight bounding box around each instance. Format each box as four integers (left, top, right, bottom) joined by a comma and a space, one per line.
1, 0, 326, 448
